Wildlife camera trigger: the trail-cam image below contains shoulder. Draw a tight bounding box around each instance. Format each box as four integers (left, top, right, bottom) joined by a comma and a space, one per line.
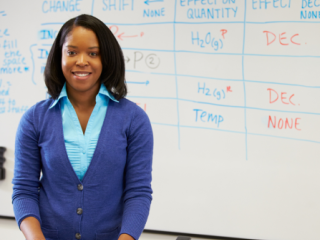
109, 97, 152, 135
24, 98, 55, 117
116, 97, 150, 122
120, 98, 152, 138
19, 98, 55, 128
116, 97, 139, 109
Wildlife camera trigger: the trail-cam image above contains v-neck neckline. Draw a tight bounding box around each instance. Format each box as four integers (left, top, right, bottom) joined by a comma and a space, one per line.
65, 97, 98, 137
56, 99, 115, 183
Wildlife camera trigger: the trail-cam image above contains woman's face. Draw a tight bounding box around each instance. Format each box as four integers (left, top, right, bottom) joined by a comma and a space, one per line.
61, 26, 102, 94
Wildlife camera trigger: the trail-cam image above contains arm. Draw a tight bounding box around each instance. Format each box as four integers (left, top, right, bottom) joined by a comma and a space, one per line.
20, 217, 45, 240
118, 234, 134, 240
119, 106, 153, 240
12, 106, 43, 237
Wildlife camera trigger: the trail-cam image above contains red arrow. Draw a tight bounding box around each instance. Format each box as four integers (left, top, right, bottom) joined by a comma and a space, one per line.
117, 32, 138, 41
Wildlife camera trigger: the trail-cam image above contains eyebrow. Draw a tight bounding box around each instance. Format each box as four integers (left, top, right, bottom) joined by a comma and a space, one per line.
66, 45, 99, 49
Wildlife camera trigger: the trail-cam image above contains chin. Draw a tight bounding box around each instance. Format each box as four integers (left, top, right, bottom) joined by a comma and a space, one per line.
68, 80, 99, 92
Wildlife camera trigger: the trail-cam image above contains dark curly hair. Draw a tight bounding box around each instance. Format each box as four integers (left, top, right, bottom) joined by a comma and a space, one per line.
44, 14, 127, 100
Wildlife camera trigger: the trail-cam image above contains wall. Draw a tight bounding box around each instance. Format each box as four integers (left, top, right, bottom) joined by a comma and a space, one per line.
1, 1, 320, 240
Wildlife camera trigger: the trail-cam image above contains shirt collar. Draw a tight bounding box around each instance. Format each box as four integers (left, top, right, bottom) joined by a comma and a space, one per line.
49, 83, 118, 109
98, 83, 119, 103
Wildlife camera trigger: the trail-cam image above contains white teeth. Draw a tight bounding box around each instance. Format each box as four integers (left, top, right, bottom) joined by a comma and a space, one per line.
74, 73, 90, 77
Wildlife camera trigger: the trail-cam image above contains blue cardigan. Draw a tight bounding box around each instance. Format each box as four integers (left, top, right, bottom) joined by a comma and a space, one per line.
12, 97, 153, 240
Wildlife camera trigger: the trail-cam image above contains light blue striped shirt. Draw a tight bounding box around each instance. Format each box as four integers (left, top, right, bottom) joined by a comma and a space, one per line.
50, 83, 118, 181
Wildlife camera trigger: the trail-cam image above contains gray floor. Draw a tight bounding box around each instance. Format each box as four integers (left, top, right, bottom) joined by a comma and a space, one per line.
0, 219, 219, 240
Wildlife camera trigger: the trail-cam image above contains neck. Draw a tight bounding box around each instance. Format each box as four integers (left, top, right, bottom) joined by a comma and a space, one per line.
66, 82, 100, 109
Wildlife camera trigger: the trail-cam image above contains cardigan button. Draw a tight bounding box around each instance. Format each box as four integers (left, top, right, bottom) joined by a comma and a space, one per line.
77, 208, 83, 215
77, 184, 83, 191
75, 233, 81, 239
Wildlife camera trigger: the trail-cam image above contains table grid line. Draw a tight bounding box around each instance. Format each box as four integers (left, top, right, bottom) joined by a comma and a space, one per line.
126, 70, 320, 89
150, 122, 320, 145
41, 21, 320, 26
173, 0, 180, 149
242, 0, 248, 160
121, 48, 320, 59
128, 96, 320, 116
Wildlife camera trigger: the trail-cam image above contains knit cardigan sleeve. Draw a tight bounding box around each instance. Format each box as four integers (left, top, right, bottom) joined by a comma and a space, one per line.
12, 105, 42, 228
119, 105, 154, 240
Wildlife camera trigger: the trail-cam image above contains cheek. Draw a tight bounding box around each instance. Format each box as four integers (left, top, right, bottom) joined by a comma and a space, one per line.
93, 61, 103, 74
61, 55, 67, 69
61, 58, 71, 73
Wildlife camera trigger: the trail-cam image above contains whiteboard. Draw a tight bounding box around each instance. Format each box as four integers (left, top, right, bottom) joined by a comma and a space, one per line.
1, 0, 320, 240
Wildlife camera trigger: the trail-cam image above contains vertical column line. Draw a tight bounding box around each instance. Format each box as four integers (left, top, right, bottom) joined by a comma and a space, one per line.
174, 0, 181, 149
91, 0, 95, 15
242, 0, 248, 160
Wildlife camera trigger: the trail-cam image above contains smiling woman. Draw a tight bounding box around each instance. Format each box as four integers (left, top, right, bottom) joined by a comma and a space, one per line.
45, 14, 126, 100
12, 14, 153, 240
61, 26, 104, 133
62, 26, 103, 92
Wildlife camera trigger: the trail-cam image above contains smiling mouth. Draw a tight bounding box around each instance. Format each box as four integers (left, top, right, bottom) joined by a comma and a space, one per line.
72, 72, 92, 77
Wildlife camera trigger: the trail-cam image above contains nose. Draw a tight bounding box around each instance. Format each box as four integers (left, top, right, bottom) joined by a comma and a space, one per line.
76, 53, 88, 66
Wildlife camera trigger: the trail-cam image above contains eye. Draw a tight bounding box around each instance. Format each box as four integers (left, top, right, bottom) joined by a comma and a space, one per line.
89, 52, 99, 57
67, 50, 76, 56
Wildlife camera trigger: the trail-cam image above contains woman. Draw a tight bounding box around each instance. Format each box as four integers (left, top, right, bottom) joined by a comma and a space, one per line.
12, 14, 153, 240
